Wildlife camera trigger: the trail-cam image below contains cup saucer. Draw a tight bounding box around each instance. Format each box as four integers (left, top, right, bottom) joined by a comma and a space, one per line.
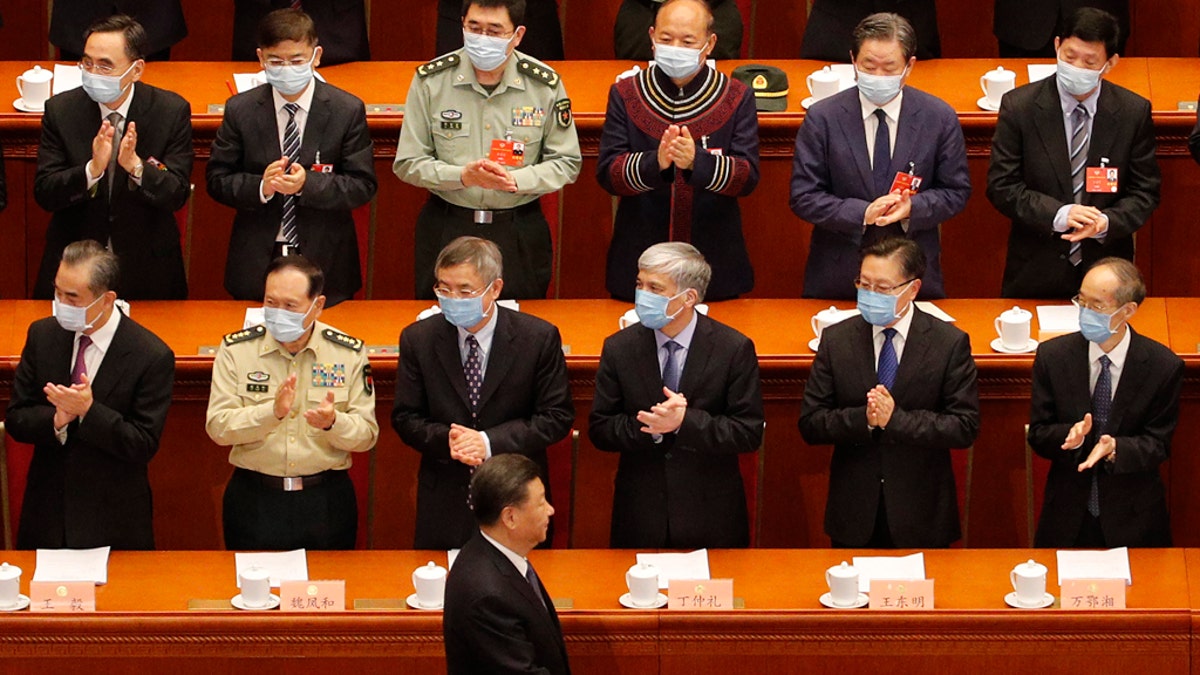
619, 592, 667, 609
231, 593, 280, 611
1004, 591, 1054, 609
990, 337, 1038, 354
0, 594, 30, 611
13, 98, 44, 113
406, 592, 443, 610
977, 96, 1001, 112
801, 96, 816, 109
819, 591, 868, 609
808, 337, 821, 352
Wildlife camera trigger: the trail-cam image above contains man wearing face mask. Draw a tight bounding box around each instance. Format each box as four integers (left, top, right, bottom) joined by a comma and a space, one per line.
34, 14, 193, 301
206, 256, 379, 550
589, 242, 763, 549
790, 12, 969, 301
392, 237, 573, 550
1028, 258, 1181, 548
395, 0, 582, 302
598, 0, 760, 302
800, 237, 979, 549
987, 8, 1159, 299
6, 241, 175, 550
208, 8, 377, 308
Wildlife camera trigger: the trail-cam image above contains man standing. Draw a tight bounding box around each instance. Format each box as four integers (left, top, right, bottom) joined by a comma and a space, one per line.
50, 1, 187, 61
206, 256, 378, 550
392, 237, 573, 549
800, 238, 979, 548
613, 0, 743, 61
589, 242, 763, 549
1029, 258, 1181, 548
208, 8, 377, 307
233, 0, 370, 65
395, 0, 581, 301
987, 8, 1158, 299
994, 0, 1129, 57
7, 241, 174, 550
35, 14, 193, 300
598, 0, 760, 302
443, 454, 570, 675
790, 12, 969, 300
801, 0, 941, 61
438, 0, 565, 61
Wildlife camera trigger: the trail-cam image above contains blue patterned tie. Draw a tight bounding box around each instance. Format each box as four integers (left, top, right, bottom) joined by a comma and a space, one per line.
1088, 354, 1112, 517
280, 102, 301, 246
525, 562, 549, 612
465, 335, 482, 420
1068, 105, 1090, 266
877, 328, 898, 389
872, 108, 891, 196
662, 340, 683, 392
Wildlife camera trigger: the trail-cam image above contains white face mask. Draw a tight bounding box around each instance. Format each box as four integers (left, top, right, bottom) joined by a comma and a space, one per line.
1056, 58, 1106, 97
462, 30, 514, 72
654, 43, 705, 80
856, 67, 906, 106
53, 294, 105, 333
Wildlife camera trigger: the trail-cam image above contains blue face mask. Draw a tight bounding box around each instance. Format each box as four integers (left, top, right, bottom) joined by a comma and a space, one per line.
462, 30, 513, 72
1079, 305, 1121, 344
264, 299, 315, 344
634, 288, 687, 330
263, 52, 316, 96
439, 282, 494, 329
856, 68, 906, 106
857, 288, 909, 327
654, 43, 705, 80
1056, 58, 1105, 97
53, 294, 105, 333
80, 62, 136, 104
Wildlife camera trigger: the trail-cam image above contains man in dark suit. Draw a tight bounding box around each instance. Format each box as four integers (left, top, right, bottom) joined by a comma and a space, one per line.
392, 237, 574, 550
50, 1, 186, 61
800, 237, 979, 548
987, 8, 1159, 300
35, 14, 193, 301
208, 8, 377, 307
801, 0, 940, 61
1029, 258, 1181, 548
6, 241, 174, 550
438, 0, 564, 61
994, 0, 1129, 58
589, 242, 763, 549
444, 454, 570, 675
790, 12, 969, 300
233, 0, 370, 65
613, 0, 743, 61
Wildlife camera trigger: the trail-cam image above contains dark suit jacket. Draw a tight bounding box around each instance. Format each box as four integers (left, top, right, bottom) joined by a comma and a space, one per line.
391, 308, 574, 550
800, 0, 940, 61
799, 309, 980, 548
206, 80, 376, 306
50, 1, 187, 56
790, 86, 970, 300
987, 77, 1160, 299
588, 313, 764, 549
1028, 329, 1182, 548
34, 84, 193, 300
233, 0, 370, 65
5, 313, 175, 550
994, 0, 1129, 54
444, 532, 571, 675
613, 0, 743, 61
438, 0, 564, 61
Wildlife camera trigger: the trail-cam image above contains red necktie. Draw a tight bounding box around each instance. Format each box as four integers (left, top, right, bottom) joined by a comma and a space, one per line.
72, 335, 92, 385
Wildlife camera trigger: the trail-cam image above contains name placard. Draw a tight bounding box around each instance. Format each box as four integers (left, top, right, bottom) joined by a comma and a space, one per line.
1061, 578, 1126, 610
667, 579, 734, 611
279, 580, 346, 612
868, 579, 934, 610
29, 581, 95, 612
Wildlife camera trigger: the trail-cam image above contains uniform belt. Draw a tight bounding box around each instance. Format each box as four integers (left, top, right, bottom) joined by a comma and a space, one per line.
434, 196, 540, 225
238, 467, 344, 492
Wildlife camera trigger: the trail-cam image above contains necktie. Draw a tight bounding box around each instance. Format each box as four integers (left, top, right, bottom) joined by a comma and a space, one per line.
662, 340, 683, 392
525, 562, 549, 612
72, 335, 92, 385
871, 108, 891, 196
106, 111, 124, 199
1068, 104, 1090, 266
1088, 354, 1113, 517
877, 327, 898, 390
280, 102, 302, 246
290, 0, 302, 8
465, 335, 483, 419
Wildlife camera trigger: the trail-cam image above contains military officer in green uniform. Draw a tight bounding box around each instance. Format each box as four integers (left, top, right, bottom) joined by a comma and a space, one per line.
206, 255, 378, 551
394, 0, 581, 301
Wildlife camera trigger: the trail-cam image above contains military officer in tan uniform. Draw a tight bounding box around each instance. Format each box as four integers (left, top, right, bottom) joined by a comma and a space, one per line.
394, 0, 581, 301
206, 255, 378, 551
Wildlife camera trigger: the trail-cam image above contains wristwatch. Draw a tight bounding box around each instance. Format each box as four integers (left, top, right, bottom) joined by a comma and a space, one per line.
131, 162, 144, 180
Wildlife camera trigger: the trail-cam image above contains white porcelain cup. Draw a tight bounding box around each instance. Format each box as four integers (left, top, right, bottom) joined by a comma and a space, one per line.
825, 561, 859, 607
238, 566, 271, 608
811, 305, 844, 340
807, 67, 841, 101
16, 65, 52, 109
626, 563, 660, 607
994, 305, 1032, 350
1010, 559, 1048, 606
980, 66, 1016, 109
0, 562, 21, 608
412, 561, 448, 608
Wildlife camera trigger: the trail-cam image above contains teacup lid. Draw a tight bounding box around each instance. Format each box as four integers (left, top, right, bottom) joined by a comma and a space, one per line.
415, 561, 447, 579
0, 562, 20, 580
827, 560, 857, 578
984, 66, 1016, 80
810, 66, 840, 82
816, 305, 842, 318
628, 562, 659, 578
21, 65, 52, 83
240, 564, 269, 579
1014, 559, 1047, 575
999, 305, 1031, 321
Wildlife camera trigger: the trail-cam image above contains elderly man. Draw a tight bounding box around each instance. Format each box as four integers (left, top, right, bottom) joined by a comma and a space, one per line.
589, 242, 763, 548
598, 0, 760, 302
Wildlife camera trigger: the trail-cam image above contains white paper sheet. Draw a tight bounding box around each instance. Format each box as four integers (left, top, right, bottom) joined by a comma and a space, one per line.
852, 552, 926, 593
636, 549, 710, 590
235, 549, 309, 588
1036, 304, 1080, 333
33, 547, 111, 585
1056, 547, 1132, 586
828, 63, 857, 91
52, 63, 83, 95
243, 306, 265, 329
915, 302, 957, 323
447, 549, 460, 569
1028, 64, 1057, 83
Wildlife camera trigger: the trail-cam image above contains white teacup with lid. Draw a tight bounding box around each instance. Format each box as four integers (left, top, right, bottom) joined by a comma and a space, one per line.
994, 305, 1032, 351
811, 305, 845, 341
16, 65, 53, 110
807, 66, 840, 102
626, 562, 660, 607
1010, 559, 1048, 606
825, 561, 859, 607
413, 561, 448, 608
980, 66, 1016, 109
0, 562, 21, 608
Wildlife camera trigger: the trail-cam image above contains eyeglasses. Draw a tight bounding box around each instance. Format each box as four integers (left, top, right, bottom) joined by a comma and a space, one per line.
433, 284, 491, 300
78, 59, 123, 76
264, 53, 316, 68
854, 277, 916, 295
463, 22, 514, 39
1071, 294, 1118, 314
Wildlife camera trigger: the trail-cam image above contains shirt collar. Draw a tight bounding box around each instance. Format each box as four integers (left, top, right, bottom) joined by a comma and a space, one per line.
480, 529, 528, 576
1057, 76, 1101, 118
458, 303, 500, 348
655, 309, 699, 351
81, 305, 121, 353
261, 318, 322, 357
859, 87, 904, 123
650, 62, 713, 100
453, 47, 524, 95
1088, 323, 1132, 368
272, 79, 316, 115
872, 299, 917, 341
98, 82, 135, 119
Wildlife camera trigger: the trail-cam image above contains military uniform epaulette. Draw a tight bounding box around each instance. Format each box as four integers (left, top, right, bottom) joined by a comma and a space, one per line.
224, 325, 266, 346
417, 53, 460, 78
518, 58, 560, 87
322, 328, 364, 352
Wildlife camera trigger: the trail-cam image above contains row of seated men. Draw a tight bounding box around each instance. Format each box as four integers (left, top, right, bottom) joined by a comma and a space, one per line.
15, 2, 1200, 311
5, 232, 1182, 556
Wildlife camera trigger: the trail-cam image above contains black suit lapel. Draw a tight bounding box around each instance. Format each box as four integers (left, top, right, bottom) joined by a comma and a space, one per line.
634, 325, 666, 404
482, 540, 559, 630
1086, 86, 1118, 205
49, 324, 77, 386
852, 318, 880, 393
1064, 334, 1095, 423
837, 95, 875, 196
88, 313, 134, 403
477, 310, 516, 411
677, 314, 713, 396
1031, 79, 1073, 199
890, 308, 931, 397
433, 319, 471, 410
889, 97, 922, 177
1107, 329, 1148, 434
299, 81, 332, 166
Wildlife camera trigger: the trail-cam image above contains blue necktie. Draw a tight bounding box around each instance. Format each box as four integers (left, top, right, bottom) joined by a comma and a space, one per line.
871, 108, 891, 196
465, 335, 482, 420
525, 562, 549, 612
280, 102, 301, 246
662, 340, 683, 392
1088, 354, 1112, 517
877, 328, 898, 390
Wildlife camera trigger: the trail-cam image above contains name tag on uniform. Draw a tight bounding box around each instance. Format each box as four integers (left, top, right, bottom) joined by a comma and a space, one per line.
312, 363, 346, 387
890, 172, 922, 194
489, 139, 525, 167
1086, 167, 1119, 193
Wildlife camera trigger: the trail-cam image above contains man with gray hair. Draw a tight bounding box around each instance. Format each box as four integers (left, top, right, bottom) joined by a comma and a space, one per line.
6, 240, 175, 549
392, 236, 574, 549
589, 242, 764, 548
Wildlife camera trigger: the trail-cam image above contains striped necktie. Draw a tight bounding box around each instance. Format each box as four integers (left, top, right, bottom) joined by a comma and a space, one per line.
1068, 104, 1090, 266
280, 102, 301, 246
